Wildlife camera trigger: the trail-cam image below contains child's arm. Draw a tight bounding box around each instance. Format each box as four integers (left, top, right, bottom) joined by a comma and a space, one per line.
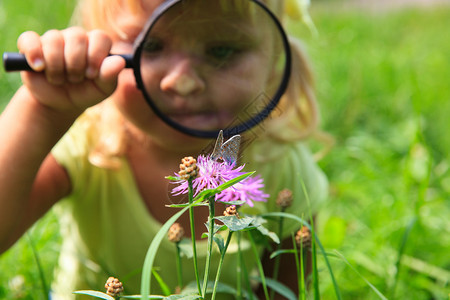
0, 27, 125, 253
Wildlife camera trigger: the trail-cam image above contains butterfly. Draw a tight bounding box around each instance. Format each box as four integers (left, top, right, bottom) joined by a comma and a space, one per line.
211, 130, 241, 165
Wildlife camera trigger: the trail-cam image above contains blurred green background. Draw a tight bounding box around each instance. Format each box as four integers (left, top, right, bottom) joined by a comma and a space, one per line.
0, 0, 449, 299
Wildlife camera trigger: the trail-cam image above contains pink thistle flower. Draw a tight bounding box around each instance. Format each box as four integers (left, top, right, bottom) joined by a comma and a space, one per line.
171, 155, 268, 207
216, 175, 269, 207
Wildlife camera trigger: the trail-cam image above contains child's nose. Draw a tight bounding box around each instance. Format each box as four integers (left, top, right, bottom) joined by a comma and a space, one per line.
160, 60, 205, 96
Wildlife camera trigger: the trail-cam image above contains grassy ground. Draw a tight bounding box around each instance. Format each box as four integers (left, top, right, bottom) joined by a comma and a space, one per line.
0, 1, 74, 299
0, 0, 449, 299
295, 2, 450, 299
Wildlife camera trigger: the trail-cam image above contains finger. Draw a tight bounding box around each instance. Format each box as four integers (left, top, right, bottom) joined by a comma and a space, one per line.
95, 55, 126, 96
41, 30, 65, 85
85, 30, 113, 79
17, 31, 45, 71
63, 27, 88, 83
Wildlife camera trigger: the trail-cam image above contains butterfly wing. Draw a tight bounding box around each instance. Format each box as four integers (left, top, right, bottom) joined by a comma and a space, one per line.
211, 130, 224, 161
221, 135, 241, 165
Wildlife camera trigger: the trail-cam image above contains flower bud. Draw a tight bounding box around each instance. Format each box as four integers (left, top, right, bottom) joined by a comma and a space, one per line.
223, 205, 239, 218
168, 223, 185, 243
295, 226, 311, 249
178, 156, 199, 180
105, 277, 123, 297
276, 189, 293, 209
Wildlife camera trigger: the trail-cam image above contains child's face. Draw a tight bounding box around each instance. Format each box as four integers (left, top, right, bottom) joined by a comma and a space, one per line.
110, 0, 282, 144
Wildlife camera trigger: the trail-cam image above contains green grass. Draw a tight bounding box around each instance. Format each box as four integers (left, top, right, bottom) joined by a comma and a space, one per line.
0, 1, 74, 299
0, 0, 76, 110
290, 3, 450, 299
1, 0, 449, 299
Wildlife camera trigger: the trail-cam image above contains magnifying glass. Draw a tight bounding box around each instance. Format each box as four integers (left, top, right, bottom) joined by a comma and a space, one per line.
3, 0, 291, 139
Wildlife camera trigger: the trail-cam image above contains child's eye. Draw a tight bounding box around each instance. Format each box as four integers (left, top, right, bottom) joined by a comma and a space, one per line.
206, 46, 240, 63
142, 38, 163, 54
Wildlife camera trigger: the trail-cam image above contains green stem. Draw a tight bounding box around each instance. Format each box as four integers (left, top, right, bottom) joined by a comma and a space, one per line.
300, 242, 306, 300
301, 180, 319, 300
248, 231, 270, 300
291, 234, 302, 300
240, 234, 254, 300
236, 232, 243, 300
311, 228, 319, 300
175, 243, 183, 289
211, 231, 233, 300
270, 208, 286, 300
202, 197, 216, 298
188, 179, 202, 295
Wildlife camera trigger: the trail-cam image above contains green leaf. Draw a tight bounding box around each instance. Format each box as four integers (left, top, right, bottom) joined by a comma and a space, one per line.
165, 176, 182, 181
213, 172, 254, 193
141, 199, 202, 300
216, 200, 246, 206
165, 202, 208, 208
213, 234, 225, 254
269, 249, 296, 259
152, 268, 171, 296
215, 216, 255, 232
260, 212, 309, 227
203, 221, 226, 235
182, 280, 240, 296
73, 291, 115, 300
121, 296, 164, 299
251, 276, 297, 300
163, 294, 202, 300
201, 226, 226, 254
251, 216, 280, 244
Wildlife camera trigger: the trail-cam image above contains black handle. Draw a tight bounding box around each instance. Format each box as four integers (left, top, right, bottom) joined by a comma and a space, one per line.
3, 53, 33, 71
2, 52, 134, 72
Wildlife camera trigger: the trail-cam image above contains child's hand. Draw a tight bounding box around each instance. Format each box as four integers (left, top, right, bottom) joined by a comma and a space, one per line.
17, 27, 125, 114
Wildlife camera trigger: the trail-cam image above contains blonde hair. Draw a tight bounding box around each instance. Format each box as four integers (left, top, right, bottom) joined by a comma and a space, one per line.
72, 0, 144, 40
71, 0, 331, 168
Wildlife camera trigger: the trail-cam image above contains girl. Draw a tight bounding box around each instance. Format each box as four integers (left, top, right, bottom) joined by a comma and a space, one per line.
0, 0, 328, 298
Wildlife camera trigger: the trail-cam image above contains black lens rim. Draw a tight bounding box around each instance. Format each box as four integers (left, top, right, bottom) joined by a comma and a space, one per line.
132, 0, 291, 138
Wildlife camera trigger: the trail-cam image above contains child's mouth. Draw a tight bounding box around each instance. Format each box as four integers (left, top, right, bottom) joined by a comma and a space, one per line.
167, 111, 232, 130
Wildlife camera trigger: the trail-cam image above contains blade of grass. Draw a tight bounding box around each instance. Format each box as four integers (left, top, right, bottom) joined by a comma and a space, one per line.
332, 250, 388, 300
391, 216, 417, 298
250, 276, 297, 300
140, 204, 193, 300
261, 211, 342, 300
151, 268, 171, 296
26, 232, 49, 300
247, 230, 270, 300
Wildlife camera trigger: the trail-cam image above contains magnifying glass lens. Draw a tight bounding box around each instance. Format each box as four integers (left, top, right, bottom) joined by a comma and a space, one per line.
135, 0, 290, 137
2, 0, 290, 138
